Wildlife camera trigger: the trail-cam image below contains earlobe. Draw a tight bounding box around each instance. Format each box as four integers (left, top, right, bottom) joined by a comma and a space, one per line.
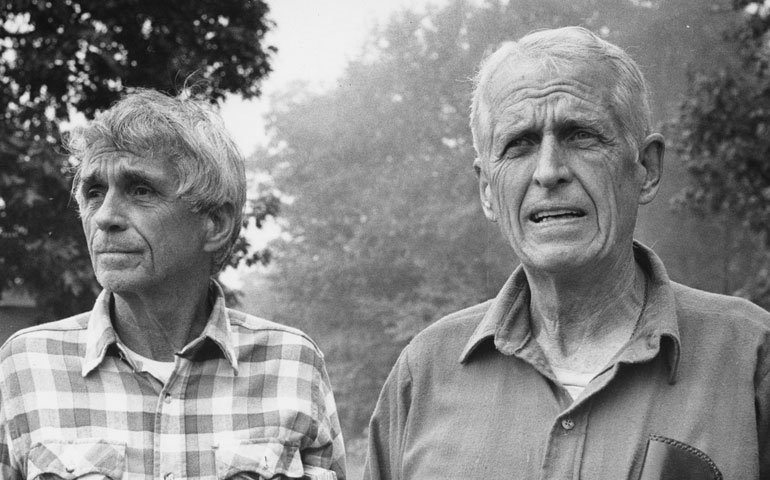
638, 133, 665, 205
474, 158, 497, 223
203, 204, 236, 253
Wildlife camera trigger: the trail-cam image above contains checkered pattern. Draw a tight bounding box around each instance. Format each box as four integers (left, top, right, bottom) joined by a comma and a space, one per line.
0, 285, 346, 479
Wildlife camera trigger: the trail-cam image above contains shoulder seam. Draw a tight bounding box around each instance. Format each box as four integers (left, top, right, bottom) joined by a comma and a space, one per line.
228, 310, 324, 354
2, 314, 89, 349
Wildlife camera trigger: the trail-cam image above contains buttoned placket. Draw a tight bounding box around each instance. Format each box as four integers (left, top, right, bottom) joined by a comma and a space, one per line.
539, 387, 592, 479
155, 355, 186, 480
535, 331, 664, 479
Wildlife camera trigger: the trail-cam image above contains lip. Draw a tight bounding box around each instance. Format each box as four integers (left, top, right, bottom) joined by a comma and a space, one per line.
526, 205, 587, 224
94, 249, 141, 255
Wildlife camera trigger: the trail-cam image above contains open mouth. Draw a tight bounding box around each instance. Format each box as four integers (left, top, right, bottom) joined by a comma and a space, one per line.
529, 209, 586, 223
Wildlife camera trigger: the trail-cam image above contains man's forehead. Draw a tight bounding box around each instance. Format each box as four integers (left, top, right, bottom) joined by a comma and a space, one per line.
483, 55, 614, 113
79, 147, 174, 181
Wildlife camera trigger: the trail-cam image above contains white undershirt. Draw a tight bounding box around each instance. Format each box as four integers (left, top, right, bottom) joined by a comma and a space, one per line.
551, 365, 597, 400
121, 344, 175, 385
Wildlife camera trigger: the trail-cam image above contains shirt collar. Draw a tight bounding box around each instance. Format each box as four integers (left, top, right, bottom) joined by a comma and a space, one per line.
459, 241, 682, 384
82, 281, 238, 377
82, 289, 120, 376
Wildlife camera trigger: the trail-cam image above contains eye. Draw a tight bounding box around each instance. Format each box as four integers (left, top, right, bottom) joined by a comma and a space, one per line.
84, 184, 105, 200
503, 135, 538, 158
510, 137, 534, 147
570, 129, 595, 141
131, 184, 153, 196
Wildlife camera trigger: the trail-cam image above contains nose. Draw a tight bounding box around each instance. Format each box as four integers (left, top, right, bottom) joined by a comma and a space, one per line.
93, 190, 128, 232
532, 136, 572, 189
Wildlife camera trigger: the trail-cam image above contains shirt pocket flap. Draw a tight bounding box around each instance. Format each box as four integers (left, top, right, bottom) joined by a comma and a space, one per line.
214, 439, 304, 479
638, 435, 722, 480
27, 439, 126, 479
302, 465, 337, 480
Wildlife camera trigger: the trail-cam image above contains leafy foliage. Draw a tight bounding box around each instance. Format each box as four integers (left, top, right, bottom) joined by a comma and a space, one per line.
672, 1, 770, 308
261, 0, 512, 435
0, 0, 275, 318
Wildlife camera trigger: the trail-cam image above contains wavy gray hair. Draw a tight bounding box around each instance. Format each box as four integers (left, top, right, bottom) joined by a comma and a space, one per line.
470, 26, 652, 160
67, 88, 246, 274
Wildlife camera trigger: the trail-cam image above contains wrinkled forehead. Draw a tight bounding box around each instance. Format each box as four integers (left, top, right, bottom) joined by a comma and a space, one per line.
77, 142, 178, 184
482, 54, 615, 115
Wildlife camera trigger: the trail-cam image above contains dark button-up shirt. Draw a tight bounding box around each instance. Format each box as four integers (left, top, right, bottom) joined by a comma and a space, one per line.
365, 243, 770, 479
0, 283, 346, 479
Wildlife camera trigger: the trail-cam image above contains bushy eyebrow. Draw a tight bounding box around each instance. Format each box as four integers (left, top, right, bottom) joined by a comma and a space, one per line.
79, 168, 162, 193
501, 114, 610, 141
119, 170, 158, 187
556, 117, 608, 133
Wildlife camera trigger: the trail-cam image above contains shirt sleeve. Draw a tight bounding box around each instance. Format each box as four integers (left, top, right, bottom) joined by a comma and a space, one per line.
757, 348, 770, 480
0, 365, 22, 479
302, 349, 347, 480
364, 345, 413, 480
0, 428, 20, 480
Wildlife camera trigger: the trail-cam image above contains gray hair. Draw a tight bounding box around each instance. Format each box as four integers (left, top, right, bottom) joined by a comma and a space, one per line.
67, 88, 246, 273
470, 26, 652, 159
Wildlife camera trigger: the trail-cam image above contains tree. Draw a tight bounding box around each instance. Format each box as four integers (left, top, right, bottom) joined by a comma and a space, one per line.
261, 0, 514, 437
672, 0, 770, 308
0, 0, 277, 318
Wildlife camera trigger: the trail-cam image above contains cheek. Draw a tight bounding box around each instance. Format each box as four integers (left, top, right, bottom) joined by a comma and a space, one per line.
586, 156, 638, 224
490, 165, 528, 226
80, 215, 94, 243
605, 160, 638, 201
162, 212, 208, 245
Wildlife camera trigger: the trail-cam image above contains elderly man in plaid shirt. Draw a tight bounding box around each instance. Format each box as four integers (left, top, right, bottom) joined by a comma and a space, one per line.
0, 89, 346, 479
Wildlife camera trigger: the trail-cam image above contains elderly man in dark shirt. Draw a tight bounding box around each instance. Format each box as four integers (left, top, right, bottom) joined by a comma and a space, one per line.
364, 26, 770, 479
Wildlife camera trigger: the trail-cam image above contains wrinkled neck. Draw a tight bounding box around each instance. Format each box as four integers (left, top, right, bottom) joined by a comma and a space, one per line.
526, 248, 646, 371
111, 279, 211, 362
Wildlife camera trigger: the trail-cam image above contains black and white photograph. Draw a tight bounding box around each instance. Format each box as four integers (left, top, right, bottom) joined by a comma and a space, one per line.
1, 1, 769, 478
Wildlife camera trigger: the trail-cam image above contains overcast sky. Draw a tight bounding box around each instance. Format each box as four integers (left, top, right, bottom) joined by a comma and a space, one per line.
220, 0, 445, 154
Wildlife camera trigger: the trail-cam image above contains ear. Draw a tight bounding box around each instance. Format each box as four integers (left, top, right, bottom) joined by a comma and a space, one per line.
474, 157, 497, 223
202, 203, 236, 253
637, 133, 665, 205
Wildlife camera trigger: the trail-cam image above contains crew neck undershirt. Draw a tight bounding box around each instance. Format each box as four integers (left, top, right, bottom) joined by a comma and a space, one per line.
551, 365, 597, 400
121, 344, 175, 385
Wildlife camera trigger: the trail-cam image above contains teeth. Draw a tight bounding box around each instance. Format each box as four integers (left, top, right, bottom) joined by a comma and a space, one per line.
531, 210, 583, 223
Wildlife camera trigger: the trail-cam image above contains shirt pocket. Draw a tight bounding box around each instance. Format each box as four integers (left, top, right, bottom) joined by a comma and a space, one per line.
637, 435, 723, 480
213, 439, 304, 479
26, 439, 126, 480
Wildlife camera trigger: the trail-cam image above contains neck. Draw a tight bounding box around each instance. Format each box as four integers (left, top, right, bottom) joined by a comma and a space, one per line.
526, 246, 647, 373
111, 277, 212, 362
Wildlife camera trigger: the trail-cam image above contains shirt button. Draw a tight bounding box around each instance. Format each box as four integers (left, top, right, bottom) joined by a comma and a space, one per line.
647, 333, 659, 347
164, 393, 172, 403
561, 418, 575, 431
164, 473, 175, 480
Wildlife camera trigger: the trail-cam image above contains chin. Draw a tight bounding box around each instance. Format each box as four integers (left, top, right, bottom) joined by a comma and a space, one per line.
518, 242, 602, 274
96, 272, 153, 294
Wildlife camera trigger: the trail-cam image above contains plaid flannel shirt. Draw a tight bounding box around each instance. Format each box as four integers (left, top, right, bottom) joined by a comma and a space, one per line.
0, 284, 346, 479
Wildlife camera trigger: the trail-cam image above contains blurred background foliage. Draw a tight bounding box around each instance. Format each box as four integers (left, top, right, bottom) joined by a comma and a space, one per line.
5, 0, 770, 470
